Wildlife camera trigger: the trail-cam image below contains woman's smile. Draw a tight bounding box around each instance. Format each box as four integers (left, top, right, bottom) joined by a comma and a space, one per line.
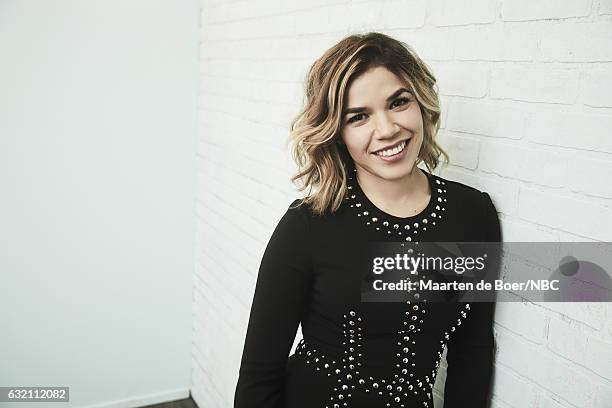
372, 137, 412, 162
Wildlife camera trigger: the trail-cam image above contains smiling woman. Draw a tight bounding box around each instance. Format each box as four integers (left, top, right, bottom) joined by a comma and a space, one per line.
340, 66, 430, 216
234, 32, 502, 408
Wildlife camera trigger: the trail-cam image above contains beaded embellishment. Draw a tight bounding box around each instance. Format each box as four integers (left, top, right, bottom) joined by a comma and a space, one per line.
293, 166, 472, 407
345, 167, 447, 242
296, 302, 473, 407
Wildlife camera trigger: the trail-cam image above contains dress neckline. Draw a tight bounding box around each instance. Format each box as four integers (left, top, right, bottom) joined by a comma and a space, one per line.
351, 167, 438, 222
344, 162, 448, 241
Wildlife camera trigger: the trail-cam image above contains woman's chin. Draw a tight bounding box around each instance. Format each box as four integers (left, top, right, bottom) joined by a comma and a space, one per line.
359, 158, 418, 181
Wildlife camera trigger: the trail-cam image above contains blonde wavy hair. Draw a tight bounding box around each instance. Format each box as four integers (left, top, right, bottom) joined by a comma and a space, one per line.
286, 32, 449, 216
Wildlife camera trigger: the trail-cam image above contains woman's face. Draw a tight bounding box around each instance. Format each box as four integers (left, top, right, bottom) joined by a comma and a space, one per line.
340, 66, 424, 181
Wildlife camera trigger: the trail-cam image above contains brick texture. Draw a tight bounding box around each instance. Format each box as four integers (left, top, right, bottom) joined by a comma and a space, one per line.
193, 1, 612, 407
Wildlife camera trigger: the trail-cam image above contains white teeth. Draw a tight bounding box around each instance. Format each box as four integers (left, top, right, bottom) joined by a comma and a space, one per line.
376, 140, 407, 157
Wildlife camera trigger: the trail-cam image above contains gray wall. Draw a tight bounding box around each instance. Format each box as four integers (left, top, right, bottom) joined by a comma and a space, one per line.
0, 1, 199, 407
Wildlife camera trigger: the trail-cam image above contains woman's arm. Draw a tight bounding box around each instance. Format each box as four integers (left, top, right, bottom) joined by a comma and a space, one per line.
234, 200, 313, 408
443, 192, 502, 408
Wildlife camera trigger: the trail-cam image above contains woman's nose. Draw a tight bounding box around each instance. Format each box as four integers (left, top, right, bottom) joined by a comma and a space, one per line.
375, 112, 400, 139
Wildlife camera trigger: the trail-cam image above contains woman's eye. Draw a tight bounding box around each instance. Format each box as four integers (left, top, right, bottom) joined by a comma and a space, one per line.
347, 113, 365, 124
391, 97, 410, 109
346, 98, 411, 124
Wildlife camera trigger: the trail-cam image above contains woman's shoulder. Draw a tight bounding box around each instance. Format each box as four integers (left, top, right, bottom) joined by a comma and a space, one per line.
432, 172, 495, 210
433, 173, 502, 240
287, 197, 333, 219
288, 198, 312, 216
278, 198, 319, 232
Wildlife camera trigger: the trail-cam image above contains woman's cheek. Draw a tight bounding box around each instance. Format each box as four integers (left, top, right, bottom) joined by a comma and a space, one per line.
357, 133, 372, 153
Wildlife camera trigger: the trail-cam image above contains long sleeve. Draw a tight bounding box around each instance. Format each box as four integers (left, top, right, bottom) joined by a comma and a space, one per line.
443, 192, 502, 408
234, 199, 313, 408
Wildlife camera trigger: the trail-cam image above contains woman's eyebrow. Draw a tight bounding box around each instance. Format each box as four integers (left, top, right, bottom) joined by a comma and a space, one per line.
343, 87, 411, 115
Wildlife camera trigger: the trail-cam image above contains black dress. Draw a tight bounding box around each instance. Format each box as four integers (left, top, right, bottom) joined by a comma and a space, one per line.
234, 164, 502, 408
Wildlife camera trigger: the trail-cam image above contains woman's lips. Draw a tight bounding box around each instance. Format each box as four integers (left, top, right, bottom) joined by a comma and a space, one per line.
374, 137, 411, 163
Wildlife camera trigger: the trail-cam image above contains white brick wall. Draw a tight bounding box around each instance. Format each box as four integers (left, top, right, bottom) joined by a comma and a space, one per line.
193, 1, 612, 407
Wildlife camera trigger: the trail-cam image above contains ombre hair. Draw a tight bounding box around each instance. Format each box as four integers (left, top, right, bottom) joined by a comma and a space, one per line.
286, 32, 449, 216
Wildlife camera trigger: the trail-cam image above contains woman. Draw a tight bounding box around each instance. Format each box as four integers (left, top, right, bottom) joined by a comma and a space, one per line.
234, 32, 502, 408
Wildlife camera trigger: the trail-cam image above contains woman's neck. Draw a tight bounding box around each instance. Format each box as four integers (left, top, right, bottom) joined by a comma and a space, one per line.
355, 164, 431, 218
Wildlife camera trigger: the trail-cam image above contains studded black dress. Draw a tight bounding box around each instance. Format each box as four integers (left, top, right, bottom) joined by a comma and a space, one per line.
234, 164, 502, 408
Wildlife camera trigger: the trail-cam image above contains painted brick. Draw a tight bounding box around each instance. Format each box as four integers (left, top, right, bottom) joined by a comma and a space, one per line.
585, 335, 612, 380
349, 0, 385, 31
397, 29, 454, 61
496, 329, 598, 407
446, 99, 528, 140
501, 0, 591, 22
495, 302, 548, 344
499, 218, 559, 242
525, 108, 612, 154
381, 0, 427, 29
539, 393, 577, 408
546, 317, 587, 365
594, 380, 612, 407
540, 302, 607, 332
454, 24, 539, 61
430, 0, 496, 26
600, 0, 612, 15
479, 141, 568, 188
568, 156, 612, 199
490, 67, 579, 104
518, 187, 612, 241
433, 63, 489, 97
581, 68, 612, 107
540, 22, 612, 62
491, 366, 539, 407
478, 175, 519, 216
490, 396, 515, 408
437, 131, 480, 169
437, 166, 482, 189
